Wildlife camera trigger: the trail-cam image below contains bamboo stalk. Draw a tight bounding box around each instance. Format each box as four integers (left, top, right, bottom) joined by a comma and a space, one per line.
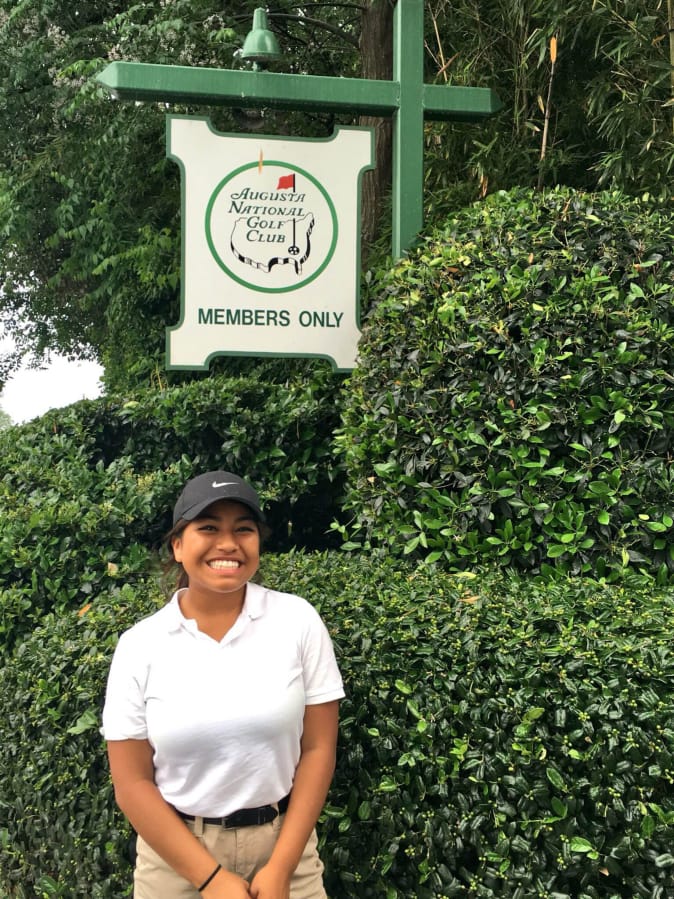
538, 35, 557, 190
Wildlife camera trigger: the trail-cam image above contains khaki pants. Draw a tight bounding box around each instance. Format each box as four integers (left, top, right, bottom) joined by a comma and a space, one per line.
133, 814, 327, 899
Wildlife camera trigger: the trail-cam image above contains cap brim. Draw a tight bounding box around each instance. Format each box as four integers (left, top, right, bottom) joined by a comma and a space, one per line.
179, 496, 265, 524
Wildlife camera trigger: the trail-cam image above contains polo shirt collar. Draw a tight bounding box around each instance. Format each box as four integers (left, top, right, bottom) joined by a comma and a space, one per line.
243, 581, 266, 619
164, 581, 267, 633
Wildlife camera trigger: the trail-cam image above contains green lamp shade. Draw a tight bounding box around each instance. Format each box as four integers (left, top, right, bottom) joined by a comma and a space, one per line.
241, 8, 281, 63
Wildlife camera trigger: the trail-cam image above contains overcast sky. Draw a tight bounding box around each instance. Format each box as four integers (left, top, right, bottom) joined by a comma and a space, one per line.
0, 354, 104, 424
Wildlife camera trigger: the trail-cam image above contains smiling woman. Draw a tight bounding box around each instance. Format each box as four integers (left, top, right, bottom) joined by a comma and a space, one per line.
0, 354, 103, 424
101, 470, 344, 899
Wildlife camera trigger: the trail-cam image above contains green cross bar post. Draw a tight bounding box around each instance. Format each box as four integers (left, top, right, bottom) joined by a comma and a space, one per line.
97, 0, 501, 258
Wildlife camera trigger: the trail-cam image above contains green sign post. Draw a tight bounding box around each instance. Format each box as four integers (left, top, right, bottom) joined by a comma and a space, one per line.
97, 0, 500, 258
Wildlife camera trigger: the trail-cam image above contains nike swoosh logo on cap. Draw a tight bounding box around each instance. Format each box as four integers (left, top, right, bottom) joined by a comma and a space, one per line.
212, 481, 237, 488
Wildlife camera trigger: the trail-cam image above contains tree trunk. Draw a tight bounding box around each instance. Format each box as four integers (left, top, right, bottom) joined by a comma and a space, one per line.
359, 0, 394, 254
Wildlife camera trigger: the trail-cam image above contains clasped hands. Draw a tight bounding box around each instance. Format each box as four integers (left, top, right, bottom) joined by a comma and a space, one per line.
201, 862, 291, 899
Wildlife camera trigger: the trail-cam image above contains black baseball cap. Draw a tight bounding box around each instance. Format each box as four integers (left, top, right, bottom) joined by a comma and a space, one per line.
172, 471, 265, 526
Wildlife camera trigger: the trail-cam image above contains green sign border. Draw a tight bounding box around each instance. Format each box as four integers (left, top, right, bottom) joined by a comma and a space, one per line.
205, 161, 338, 294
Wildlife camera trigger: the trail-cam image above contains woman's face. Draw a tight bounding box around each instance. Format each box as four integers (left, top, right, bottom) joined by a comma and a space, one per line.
171, 499, 260, 604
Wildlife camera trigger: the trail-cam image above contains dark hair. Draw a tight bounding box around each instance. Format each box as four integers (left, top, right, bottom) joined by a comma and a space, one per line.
162, 511, 271, 593
163, 519, 190, 591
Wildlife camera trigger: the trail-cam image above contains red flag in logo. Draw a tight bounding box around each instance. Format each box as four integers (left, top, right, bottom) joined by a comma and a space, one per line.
276, 174, 296, 190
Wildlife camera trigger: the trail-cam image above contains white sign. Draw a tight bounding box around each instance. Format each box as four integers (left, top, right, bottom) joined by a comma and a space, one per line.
166, 117, 374, 371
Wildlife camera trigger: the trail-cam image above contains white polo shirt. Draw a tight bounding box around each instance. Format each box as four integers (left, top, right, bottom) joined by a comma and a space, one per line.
102, 582, 344, 817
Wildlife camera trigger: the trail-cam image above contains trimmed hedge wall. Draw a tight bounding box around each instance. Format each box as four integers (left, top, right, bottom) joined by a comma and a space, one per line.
0, 372, 341, 649
0, 554, 672, 898
338, 188, 674, 580
0, 579, 164, 899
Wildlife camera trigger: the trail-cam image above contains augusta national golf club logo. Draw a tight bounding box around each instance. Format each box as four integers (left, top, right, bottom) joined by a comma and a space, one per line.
205, 158, 338, 294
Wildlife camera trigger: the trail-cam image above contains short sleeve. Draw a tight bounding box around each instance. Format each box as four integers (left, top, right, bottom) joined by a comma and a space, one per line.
300, 604, 345, 705
100, 630, 150, 741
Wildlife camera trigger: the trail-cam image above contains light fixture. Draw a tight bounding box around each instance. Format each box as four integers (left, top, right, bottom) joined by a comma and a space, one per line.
240, 8, 282, 66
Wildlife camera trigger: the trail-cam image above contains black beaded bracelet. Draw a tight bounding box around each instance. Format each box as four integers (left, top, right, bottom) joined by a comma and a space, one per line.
197, 863, 222, 893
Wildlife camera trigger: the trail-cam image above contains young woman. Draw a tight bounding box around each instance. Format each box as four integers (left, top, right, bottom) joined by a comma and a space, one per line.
102, 471, 344, 899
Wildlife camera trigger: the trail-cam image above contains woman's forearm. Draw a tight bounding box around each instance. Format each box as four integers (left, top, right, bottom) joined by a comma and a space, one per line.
114, 778, 221, 888
264, 701, 340, 878
269, 743, 336, 875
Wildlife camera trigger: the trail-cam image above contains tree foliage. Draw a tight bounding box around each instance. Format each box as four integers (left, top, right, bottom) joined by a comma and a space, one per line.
423, 0, 674, 200
0, 1, 671, 388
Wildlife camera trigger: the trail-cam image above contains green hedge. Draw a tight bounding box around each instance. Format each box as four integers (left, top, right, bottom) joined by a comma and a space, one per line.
338, 187, 674, 580
0, 579, 164, 899
0, 554, 672, 898
0, 373, 342, 649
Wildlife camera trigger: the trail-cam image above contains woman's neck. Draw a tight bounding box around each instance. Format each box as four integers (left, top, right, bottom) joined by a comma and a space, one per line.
178, 586, 246, 641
